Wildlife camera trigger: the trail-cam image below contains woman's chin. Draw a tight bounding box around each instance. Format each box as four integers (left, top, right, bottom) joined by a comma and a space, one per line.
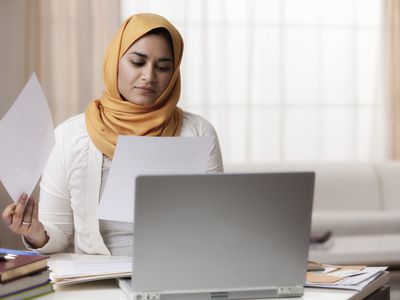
126, 96, 156, 106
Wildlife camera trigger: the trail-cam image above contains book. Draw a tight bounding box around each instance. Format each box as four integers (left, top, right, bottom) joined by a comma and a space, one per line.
0, 282, 53, 300
0, 269, 50, 297
0, 248, 39, 256
0, 254, 48, 283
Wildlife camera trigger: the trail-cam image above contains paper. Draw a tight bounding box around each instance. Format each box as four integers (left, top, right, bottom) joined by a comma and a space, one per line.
0, 73, 55, 201
48, 254, 132, 286
51, 259, 131, 278
98, 136, 213, 222
306, 266, 387, 291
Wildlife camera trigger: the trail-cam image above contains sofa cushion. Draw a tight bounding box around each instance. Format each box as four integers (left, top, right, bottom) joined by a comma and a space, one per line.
309, 234, 400, 266
225, 162, 381, 211
312, 211, 400, 236
374, 161, 400, 210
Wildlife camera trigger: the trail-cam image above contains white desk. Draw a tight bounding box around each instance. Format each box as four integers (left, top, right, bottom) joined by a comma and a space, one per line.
36, 272, 389, 300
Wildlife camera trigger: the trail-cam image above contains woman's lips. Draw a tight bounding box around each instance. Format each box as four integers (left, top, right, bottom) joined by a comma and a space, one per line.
135, 86, 155, 95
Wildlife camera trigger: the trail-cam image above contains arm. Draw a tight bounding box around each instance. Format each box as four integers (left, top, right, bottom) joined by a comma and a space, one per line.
206, 128, 224, 173
180, 111, 224, 173
31, 125, 74, 253
1, 126, 73, 253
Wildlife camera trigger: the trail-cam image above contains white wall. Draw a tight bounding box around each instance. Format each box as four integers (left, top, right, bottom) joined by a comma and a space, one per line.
0, 0, 29, 115
0, 0, 29, 249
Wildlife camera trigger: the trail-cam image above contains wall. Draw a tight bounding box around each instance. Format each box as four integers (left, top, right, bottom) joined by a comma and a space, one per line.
0, 0, 30, 249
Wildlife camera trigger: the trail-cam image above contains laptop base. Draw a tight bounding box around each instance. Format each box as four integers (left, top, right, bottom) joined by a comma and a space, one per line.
118, 278, 303, 300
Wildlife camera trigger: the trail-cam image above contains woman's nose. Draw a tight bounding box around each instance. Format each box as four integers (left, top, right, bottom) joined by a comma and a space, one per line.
142, 65, 156, 83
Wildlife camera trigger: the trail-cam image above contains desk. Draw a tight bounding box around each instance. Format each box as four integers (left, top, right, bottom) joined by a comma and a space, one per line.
36, 272, 389, 300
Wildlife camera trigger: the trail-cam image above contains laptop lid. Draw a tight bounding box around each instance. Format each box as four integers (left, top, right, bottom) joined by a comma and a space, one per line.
130, 172, 314, 300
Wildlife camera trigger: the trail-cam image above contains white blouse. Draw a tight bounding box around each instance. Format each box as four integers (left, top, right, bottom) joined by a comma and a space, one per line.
29, 111, 223, 254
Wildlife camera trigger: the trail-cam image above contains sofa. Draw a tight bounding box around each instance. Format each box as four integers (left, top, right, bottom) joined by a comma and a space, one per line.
3, 161, 400, 263
224, 161, 400, 268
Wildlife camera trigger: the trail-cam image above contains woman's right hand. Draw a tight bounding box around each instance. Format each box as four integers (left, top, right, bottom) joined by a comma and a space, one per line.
1, 193, 49, 249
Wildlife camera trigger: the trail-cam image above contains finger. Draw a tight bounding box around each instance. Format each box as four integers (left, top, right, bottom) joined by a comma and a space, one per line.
22, 197, 34, 223
31, 198, 39, 222
11, 193, 28, 226
2, 203, 17, 225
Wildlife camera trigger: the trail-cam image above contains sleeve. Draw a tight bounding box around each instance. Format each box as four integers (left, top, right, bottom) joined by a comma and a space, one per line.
24, 125, 74, 254
206, 126, 224, 173
192, 116, 223, 173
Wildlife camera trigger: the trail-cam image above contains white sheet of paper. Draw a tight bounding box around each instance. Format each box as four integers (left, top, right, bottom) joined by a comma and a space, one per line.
48, 253, 132, 286
98, 136, 213, 222
0, 73, 55, 201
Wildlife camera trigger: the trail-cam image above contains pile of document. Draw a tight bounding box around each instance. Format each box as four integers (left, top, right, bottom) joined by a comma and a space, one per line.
306, 265, 387, 291
48, 254, 132, 286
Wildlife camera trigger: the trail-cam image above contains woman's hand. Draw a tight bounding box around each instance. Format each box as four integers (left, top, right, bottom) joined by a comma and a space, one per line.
1, 193, 49, 249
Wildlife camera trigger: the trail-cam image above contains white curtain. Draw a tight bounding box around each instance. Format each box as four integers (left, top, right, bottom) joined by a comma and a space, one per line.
26, 0, 120, 125
123, 0, 386, 164
384, 0, 400, 159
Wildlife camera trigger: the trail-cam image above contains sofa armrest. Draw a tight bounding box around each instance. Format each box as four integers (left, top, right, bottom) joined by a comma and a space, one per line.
312, 211, 400, 236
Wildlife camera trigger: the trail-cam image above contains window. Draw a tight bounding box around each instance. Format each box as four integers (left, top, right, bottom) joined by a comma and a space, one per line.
121, 0, 384, 164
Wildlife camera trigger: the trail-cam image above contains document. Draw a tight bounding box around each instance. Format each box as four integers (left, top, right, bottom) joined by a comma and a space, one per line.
97, 136, 213, 222
306, 265, 387, 291
0, 73, 55, 201
48, 253, 132, 286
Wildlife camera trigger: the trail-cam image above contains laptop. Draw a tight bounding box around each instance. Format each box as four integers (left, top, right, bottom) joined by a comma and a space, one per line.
119, 172, 315, 300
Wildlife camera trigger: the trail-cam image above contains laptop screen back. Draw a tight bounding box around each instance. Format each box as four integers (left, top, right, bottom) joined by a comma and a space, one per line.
132, 172, 314, 294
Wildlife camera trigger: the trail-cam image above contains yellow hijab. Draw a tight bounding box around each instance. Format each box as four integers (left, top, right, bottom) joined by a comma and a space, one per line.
85, 13, 184, 158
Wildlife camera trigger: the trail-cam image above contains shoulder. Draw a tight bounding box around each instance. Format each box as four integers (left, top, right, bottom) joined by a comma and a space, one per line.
53, 113, 90, 160
55, 113, 86, 134
181, 110, 224, 173
180, 110, 218, 137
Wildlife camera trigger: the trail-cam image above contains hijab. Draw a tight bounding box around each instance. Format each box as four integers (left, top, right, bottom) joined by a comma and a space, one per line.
85, 13, 184, 158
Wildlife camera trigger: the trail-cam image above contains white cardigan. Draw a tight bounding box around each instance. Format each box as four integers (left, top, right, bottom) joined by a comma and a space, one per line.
31, 112, 223, 254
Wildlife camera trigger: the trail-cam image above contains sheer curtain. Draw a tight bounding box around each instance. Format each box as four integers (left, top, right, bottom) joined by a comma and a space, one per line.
26, 0, 120, 125
121, 0, 386, 164
384, 0, 400, 159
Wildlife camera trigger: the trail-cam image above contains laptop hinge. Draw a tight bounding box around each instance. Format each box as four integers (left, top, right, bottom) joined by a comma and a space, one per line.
135, 292, 161, 300
210, 291, 229, 299
277, 285, 304, 297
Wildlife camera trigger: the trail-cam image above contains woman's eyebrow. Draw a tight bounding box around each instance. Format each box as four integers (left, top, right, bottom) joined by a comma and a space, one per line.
129, 51, 147, 58
128, 51, 173, 62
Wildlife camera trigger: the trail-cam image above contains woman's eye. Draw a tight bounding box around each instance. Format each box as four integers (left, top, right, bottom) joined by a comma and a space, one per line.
157, 65, 172, 72
130, 61, 145, 67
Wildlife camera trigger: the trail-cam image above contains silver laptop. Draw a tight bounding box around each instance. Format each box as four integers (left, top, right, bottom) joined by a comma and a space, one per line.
119, 172, 315, 300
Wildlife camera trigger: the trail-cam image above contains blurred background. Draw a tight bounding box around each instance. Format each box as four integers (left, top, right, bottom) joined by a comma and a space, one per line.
0, 0, 400, 245
3, 0, 400, 165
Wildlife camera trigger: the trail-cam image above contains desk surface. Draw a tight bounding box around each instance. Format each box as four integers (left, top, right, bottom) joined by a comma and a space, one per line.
36, 272, 389, 300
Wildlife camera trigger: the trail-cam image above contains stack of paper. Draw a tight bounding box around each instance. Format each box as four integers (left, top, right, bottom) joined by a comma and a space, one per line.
306, 265, 387, 291
48, 254, 132, 286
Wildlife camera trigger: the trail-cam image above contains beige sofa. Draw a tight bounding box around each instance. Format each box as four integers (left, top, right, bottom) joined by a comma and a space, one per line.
225, 161, 400, 267
2, 161, 400, 266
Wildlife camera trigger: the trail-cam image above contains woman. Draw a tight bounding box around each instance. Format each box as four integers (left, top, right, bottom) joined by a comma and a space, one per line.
1, 13, 223, 255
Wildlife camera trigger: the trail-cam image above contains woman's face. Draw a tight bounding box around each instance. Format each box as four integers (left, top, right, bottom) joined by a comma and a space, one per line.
118, 34, 174, 106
